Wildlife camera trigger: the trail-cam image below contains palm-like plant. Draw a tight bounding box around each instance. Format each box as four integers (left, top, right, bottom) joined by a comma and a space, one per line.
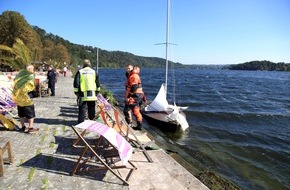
0, 38, 31, 70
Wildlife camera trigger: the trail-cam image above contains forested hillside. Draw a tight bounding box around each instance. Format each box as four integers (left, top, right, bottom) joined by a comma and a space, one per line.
1, 11, 288, 72
226, 60, 290, 71
33, 26, 186, 69
0, 10, 184, 71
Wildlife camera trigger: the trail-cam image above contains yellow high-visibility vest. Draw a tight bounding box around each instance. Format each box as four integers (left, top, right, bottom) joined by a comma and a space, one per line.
79, 67, 98, 101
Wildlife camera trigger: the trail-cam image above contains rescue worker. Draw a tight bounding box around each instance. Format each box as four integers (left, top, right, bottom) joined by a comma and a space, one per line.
73, 59, 100, 124
123, 64, 144, 130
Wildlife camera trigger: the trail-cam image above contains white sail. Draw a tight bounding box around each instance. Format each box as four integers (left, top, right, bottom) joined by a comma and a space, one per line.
168, 104, 189, 131
142, 0, 189, 132
145, 84, 168, 112
174, 109, 189, 131
145, 84, 189, 131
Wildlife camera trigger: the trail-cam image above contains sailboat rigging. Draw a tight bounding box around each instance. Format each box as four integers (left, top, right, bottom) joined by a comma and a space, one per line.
141, 0, 189, 132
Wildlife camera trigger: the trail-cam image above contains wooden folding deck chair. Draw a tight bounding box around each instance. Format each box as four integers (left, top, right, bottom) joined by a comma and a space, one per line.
72, 93, 154, 163
71, 120, 137, 186
0, 100, 17, 118
0, 88, 14, 104
96, 93, 154, 163
0, 104, 17, 118
0, 114, 17, 130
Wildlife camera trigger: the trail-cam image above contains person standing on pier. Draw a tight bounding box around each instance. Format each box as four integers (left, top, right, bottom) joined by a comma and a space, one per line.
47, 65, 57, 96
73, 59, 100, 124
12, 65, 39, 133
63, 66, 67, 77
123, 65, 145, 130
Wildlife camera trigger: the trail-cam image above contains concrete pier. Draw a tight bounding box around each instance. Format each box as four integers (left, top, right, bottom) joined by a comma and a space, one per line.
0, 72, 209, 190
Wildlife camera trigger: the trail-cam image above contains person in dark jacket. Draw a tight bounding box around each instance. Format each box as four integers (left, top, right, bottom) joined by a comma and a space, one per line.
47, 65, 56, 96
73, 59, 101, 124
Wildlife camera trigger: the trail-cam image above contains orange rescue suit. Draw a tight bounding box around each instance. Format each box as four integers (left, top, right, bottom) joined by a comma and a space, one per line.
124, 67, 143, 123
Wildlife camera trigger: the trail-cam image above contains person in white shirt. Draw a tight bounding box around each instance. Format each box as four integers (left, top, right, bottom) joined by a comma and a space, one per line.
63, 66, 67, 77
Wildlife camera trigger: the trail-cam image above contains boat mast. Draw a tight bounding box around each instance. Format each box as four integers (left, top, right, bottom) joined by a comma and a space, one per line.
165, 0, 170, 94
96, 47, 99, 73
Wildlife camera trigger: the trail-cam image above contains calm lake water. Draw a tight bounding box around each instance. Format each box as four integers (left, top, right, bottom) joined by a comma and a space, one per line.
98, 68, 290, 190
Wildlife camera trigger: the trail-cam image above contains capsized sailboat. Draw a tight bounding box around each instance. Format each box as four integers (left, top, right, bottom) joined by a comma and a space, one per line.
141, 84, 189, 132
141, 0, 189, 132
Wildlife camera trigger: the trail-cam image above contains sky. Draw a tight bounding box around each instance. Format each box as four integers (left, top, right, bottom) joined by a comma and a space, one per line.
0, 0, 290, 65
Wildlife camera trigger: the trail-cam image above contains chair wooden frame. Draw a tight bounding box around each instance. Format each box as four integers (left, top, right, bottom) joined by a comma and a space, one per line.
0, 88, 14, 104
0, 137, 13, 177
70, 121, 137, 186
72, 94, 154, 163
0, 87, 17, 118
105, 106, 154, 163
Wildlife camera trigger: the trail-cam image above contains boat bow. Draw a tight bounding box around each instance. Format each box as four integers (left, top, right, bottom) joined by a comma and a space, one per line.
143, 84, 189, 131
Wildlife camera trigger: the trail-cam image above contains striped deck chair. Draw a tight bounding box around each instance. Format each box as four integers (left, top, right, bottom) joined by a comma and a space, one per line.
71, 93, 108, 147
0, 103, 17, 118
97, 93, 153, 163
1, 88, 14, 103
0, 88, 17, 118
72, 93, 153, 163
0, 114, 17, 130
71, 120, 136, 186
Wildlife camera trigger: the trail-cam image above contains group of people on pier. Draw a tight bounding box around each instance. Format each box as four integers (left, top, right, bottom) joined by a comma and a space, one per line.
11, 59, 145, 133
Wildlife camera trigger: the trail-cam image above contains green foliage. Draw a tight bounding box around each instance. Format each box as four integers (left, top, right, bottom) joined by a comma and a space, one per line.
0, 11, 43, 60
100, 86, 118, 105
0, 11, 29, 47
2, 11, 288, 73
32, 26, 184, 70
36, 148, 42, 155
41, 178, 49, 190
227, 60, 290, 71
0, 10, 186, 71
28, 168, 36, 182
49, 141, 55, 148
0, 38, 31, 70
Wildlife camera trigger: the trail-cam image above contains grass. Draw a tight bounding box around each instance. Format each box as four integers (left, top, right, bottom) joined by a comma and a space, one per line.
41, 178, 49, 190
52, 128, 57, 136
49, 142, 55, 148
41, 135, 46, 142
36, 148, 41, 155
44, 125, 50, 131
62, 125, 66, 132
28, 168, 36, 182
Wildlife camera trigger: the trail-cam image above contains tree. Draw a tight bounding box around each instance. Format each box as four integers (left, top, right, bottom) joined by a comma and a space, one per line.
227, 60, 290, 71
1, 11, 184, 70
0, 11, 26, 47
42, 40, 70, 68
0, 38, 31, 70
0, 11, 43, 61
42, 39, 54, 62
54, 43, 70, 66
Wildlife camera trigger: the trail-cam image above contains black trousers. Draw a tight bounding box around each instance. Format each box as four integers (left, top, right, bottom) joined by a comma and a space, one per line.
48, 83, 55, 96
78, 101, 96, 124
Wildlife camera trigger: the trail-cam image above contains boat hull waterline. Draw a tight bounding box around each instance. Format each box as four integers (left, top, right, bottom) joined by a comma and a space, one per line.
142, 84, 189, 132
141, 110, 188, 133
